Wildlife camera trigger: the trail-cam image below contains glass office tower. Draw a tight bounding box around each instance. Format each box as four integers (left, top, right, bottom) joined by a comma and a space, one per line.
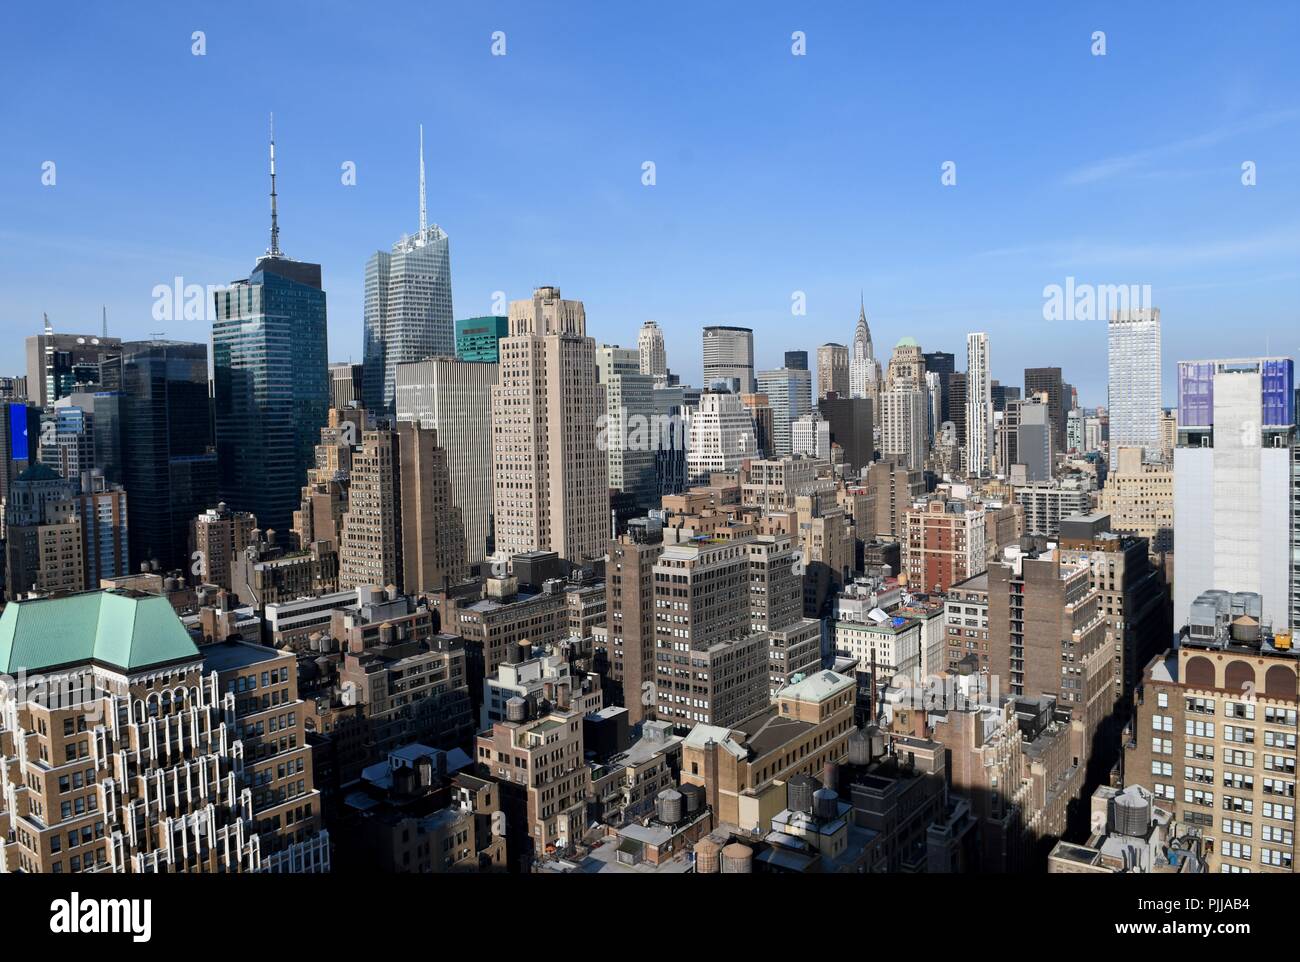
212, 256, 329, 536
455, 316, 508, 362
1108, 308, 1162, 469
120, 340, 218, 572
362, 226, 454, 414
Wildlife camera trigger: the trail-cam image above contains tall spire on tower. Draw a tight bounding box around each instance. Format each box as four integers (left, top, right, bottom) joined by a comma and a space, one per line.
267, 113, 282, 257
418, 123, 427, 235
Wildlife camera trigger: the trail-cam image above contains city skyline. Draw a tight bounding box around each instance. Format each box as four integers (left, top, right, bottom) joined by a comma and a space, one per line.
3, 3, 1299, 405
4, 2, 1300, 897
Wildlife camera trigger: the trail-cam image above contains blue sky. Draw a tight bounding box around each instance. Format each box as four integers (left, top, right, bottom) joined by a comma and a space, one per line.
2, 0, 1298, 405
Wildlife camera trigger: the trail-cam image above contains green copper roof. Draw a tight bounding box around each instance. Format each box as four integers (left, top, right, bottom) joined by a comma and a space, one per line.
0, 592, 201, 674
896, 336, 919, 348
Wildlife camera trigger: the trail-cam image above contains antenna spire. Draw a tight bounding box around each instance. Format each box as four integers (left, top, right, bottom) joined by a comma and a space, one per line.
43, 312, 52, 336
418, 123, 427, 235
267, 113, 282, 257
102, 305, 107, 338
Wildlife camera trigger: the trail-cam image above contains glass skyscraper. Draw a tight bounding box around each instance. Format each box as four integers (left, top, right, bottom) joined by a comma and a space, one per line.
362, 129, 454, 413
120, 340, 218, 572
1107, 308, 1162, 469
212, 257, 329, 536
455, 316, 507, 362
757, 365, 813, 457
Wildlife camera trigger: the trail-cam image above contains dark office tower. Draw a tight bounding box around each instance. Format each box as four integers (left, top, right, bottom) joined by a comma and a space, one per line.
949, 371, 967, 446
212, 121, 329, 537
1024, 366, 1066, 449
922, 351, 956, 421
119, 340, 218, 573
990, 381, 1021, 412
818, 396, 874, 472
362, 126, 454, 415
784, 350, 808, 371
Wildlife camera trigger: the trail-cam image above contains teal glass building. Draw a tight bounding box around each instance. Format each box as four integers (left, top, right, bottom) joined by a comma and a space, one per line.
454, 316, 508, 363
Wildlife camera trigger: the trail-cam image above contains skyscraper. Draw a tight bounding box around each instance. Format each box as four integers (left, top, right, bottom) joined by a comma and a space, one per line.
637, 319, 667, 379
702, 326, 755, 393
965, 333, 993, 477
686, 390, 759, 482
818, 395, 874, 472
212, 121, 329, 536
396, 420, 468, 593
1108, 308, 1162, 470
120, 339, 218, 573
455, 316, 507, 363
605, 517, 664, 725
922, 350, 956, 423
71, 472, 129, 590
3, 464, 82, 599
338, 428, 401, 590
849, 296, 881, 399
757, 365, 813, 457
491, 286, 608, 563
880, 390, 929, 471
1173, 357, 1295, 630
362, 126, 454, 415
329, 361, 364, 409
816, 342, 849, 400
24, 314, 121, 410
1016, 396, 1053, 481
1024, 366, 1067, 451
595, 345, 658, 511
879, 337, 928, 471
395, 356, 497, 565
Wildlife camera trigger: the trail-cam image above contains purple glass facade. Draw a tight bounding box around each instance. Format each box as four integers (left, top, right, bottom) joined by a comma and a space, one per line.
1176, 358, 1294, 429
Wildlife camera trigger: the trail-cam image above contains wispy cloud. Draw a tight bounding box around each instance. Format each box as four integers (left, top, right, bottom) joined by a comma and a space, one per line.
975, 224, 1300, 269
1062, 109, 1300, 186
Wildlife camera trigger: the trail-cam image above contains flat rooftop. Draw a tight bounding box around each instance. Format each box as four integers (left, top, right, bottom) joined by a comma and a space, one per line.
201, 640, 286, 673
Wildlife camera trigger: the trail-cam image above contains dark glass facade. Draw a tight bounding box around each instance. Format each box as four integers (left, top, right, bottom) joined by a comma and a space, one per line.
120, 340, 218, 572
212, 257, 329, 536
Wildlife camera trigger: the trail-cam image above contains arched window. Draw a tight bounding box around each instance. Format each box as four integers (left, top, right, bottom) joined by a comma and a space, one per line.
1184, 655, 1215, 689
1264, 664, 1297, 699
1224, 662, 1256, 696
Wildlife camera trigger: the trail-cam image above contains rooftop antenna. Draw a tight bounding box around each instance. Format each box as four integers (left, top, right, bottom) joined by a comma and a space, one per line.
418, 123, 428, 235
102, 305, 107, 338
267, 113, 282, 257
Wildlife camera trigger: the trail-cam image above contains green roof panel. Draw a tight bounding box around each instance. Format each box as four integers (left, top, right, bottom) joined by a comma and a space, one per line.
0, 592, 200, 674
